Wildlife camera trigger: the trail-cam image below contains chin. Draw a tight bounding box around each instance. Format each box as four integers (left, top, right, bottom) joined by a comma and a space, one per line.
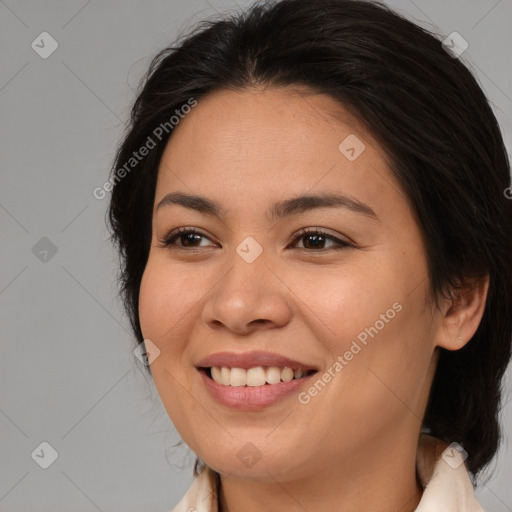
204, 450, 313, 482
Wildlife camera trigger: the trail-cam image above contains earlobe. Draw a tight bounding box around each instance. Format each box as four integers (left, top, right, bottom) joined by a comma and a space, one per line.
434, 274, 490, 351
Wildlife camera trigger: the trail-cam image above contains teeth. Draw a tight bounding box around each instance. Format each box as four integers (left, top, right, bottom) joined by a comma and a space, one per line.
208, 366, 309, 386
211, 366, 222, 382
220, 367, 230, 386
230, 368, 246, 387
266, 366, 281, 384
247, 366, 266, 387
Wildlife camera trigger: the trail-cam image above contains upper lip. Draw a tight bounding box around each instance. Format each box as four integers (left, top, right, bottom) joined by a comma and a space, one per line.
196, 350, 319, 371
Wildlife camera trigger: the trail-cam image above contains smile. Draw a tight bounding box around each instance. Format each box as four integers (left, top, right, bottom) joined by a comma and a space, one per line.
203, 365, 317, 386
197, 367, 318, 410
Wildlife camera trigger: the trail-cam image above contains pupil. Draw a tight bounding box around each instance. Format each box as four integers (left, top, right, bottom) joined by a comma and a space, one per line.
305, 234, 324, 249
183, 233, 200, 246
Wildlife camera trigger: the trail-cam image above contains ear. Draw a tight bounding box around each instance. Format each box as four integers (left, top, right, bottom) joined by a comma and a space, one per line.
433, 274, 490, 351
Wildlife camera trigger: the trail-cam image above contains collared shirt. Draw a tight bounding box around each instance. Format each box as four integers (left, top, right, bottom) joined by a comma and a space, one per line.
170, 434, 485, 511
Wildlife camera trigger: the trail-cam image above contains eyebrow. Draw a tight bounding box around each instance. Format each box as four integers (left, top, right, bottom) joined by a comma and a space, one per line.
156, 191, 378, 222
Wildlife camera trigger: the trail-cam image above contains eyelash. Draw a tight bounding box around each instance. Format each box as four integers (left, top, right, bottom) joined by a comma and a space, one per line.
157, 226, 352, 252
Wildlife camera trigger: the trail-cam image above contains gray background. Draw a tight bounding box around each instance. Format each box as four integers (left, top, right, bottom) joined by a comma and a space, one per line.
1, 0, 511, 510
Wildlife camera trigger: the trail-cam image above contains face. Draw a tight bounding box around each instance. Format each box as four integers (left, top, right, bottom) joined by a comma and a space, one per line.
138, 87, 440, 482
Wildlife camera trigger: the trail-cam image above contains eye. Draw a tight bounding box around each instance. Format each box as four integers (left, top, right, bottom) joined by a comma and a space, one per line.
158, 227, 216, 249
157, 227, 353, 251
290, 228, 352, 251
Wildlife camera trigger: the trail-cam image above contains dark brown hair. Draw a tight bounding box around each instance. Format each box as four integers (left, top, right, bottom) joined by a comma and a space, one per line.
107, 0, 512, 481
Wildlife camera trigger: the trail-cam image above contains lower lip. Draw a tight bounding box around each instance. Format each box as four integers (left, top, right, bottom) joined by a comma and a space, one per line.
197, 368, 317, 410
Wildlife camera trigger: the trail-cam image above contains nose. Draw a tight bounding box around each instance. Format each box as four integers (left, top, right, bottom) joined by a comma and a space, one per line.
201, 249, 293, 335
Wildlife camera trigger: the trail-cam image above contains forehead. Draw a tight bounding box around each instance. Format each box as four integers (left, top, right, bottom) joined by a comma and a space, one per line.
161, 86, 384, 168
154, 86, 407, 223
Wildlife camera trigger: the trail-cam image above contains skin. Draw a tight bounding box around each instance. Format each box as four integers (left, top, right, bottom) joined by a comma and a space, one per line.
138, 86, 489, 512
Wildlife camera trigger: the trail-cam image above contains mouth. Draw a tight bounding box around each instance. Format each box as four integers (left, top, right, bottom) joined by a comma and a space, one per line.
198, 366, 318, 387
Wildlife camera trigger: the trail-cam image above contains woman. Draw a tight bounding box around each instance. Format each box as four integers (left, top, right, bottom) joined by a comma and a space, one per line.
106, 0, 512, 510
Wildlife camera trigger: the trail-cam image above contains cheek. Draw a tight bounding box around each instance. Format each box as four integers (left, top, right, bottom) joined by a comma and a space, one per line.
138, 262, 195, 349
287, 261, 398, 347
138, 263, 202, 436
138, 266, 164, 340
291, 261, 432, 400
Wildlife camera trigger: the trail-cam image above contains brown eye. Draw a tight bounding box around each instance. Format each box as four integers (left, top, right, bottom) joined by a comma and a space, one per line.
291, 228, 352, 251
175, 231, 203, 247
159, 228, 215, 248
158, 227, 352, 252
